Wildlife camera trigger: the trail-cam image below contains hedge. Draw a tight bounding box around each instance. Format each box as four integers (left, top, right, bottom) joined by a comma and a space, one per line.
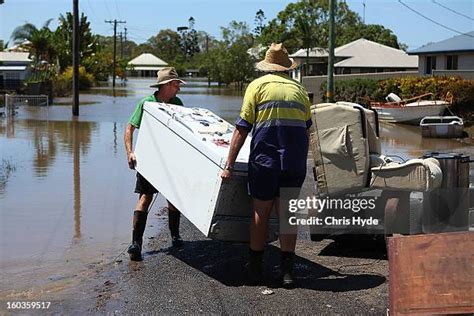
319, 76, 474, 121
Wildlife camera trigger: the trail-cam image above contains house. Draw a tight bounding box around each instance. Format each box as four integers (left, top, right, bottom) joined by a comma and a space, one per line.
0, 51, 32, 91
408, 31, 474, 77
127, 53, 168, 77
290, 38, 418, 81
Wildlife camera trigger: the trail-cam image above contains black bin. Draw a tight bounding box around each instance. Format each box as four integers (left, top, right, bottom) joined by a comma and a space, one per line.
422, 152, 470, 233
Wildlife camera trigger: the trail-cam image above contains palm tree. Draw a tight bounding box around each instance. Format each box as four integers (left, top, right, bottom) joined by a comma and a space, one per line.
10, 19, 57, 64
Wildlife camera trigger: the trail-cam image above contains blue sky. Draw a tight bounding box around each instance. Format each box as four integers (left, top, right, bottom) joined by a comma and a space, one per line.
0, 0, 472, 51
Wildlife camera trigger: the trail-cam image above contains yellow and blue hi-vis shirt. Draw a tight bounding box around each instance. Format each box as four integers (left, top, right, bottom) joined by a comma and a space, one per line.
236, 73, 312, 171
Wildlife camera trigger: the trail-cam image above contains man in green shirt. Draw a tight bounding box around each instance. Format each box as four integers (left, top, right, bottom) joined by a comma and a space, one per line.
124, 67, 186, 261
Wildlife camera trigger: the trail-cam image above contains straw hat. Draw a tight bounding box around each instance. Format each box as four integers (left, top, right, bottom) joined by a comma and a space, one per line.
150, 67, 186, 88
256, 43, 297, 72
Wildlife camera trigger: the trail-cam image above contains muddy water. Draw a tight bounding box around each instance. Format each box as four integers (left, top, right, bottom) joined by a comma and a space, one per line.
0, 78, 473, 295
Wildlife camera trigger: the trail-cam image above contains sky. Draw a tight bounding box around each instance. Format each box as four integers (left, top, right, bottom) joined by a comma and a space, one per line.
0, 0, 473, 51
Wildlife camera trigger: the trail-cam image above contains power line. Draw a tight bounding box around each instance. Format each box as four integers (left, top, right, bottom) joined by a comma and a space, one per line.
85, 0, 100, 22
126, 31, 150, 42
114, 0, 121, 20
126, 25, 158, 33
431, 0, 474, 21
103, 0, 113, 20
398, 0, 474, 38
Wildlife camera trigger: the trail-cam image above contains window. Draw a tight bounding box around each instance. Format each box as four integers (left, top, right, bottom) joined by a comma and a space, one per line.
425, 56, 436, 74
446, 55, 458, 70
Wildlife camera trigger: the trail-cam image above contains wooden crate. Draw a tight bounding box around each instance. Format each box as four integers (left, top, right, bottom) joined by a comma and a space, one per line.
388, 232, 474, 315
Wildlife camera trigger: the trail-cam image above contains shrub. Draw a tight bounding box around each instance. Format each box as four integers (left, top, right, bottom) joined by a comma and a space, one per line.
319, 79, 379, 103
53, 66, 95, 96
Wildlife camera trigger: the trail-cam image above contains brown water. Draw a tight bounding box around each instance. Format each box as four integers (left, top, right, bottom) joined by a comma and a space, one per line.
0, 78, 473, 295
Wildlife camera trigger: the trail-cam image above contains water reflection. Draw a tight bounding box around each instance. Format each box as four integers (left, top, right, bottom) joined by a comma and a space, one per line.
72, 119, 81, 241
4, 119, 96, 178
380, 123, 472, 159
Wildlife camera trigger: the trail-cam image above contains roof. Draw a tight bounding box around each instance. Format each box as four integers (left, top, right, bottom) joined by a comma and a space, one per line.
4, 42, 30, 53
0, 52, 31, 63
289, 47, 329, 58
128, 53, 168, 66
0, 66, 27, 71
408, 31, 474, 55
334, 39, 418, 68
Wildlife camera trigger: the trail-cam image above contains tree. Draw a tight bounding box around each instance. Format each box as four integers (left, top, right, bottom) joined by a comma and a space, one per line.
256, 0, 404, 52
207, 21, 255, 89
350, 24, 401, 49
145, 29, 182, 63
10, 19, 57, 64
55, 12, 97, 71
178, 17, 201, 60
253, 9, 266, 37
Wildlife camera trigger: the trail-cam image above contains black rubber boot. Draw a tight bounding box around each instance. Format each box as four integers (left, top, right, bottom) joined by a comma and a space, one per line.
169, 209, 183, 247
280, 251, 295, 289
127, 210, 148, 261
245, 249, 264, 285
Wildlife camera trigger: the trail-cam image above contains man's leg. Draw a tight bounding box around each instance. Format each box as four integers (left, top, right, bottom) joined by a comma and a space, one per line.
128, 193, 153, 261
276, 170, 305, 288
274, 196, 297, 288
250, 198, 275, 251
246, 162, 278, 284
167, 200, 183, 247
128, 173, 157, 261
246, 198, 274, 284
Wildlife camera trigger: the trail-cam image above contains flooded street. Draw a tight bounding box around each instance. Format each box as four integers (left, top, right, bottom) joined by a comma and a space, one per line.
0, 78, 473, 298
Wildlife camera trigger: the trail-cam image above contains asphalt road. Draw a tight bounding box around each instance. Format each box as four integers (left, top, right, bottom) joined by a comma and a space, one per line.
54, 205, 389, 315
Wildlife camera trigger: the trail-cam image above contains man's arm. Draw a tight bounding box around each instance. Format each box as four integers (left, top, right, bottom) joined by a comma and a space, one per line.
124, 123, 136, 169
221, 125, 249, 179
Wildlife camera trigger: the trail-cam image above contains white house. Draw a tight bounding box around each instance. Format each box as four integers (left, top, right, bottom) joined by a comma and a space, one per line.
290, 38, 418, 81
0, 51, 31, 90
127, 53, 168, 77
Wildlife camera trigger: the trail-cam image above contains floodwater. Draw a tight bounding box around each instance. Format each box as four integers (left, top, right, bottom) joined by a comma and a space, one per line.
0, 78, 473, 296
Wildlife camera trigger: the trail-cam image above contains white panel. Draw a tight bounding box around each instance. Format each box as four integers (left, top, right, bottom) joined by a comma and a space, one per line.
134, 102, 252, 237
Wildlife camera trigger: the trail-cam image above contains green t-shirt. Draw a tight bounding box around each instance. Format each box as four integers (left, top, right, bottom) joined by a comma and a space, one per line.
128, 95, 183, 128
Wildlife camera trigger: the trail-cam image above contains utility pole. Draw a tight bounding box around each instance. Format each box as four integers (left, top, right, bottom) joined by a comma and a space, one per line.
124, 27, 128, 58
72, 0, 79, 116
206, 35, 210, 87
105, 19, 126, 88
119, 32, 123, 59
326, 0, 335, 103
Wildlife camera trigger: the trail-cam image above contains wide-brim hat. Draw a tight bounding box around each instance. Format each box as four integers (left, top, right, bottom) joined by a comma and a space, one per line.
256, 43, 297, 72
150, 67, 186, 88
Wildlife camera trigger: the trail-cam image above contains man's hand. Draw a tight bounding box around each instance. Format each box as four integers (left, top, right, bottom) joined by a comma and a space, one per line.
127, 152, 137, 169
220, 169, 232, 180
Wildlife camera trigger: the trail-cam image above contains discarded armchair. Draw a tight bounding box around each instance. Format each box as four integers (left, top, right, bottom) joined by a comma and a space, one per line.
308, 102, 443, 235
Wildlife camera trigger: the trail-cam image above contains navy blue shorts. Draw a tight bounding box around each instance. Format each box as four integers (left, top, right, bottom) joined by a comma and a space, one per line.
248, 162, 306, 201
134, 173, 158, 195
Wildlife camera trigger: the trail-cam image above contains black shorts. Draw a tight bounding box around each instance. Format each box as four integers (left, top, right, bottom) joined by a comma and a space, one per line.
248, 162, 306, 201
134, 173, 158, 195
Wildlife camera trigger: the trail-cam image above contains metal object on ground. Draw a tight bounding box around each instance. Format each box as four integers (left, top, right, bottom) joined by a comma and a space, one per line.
3, 94, 49, 116
422, 152, 471, 233
420, 116, 464, 138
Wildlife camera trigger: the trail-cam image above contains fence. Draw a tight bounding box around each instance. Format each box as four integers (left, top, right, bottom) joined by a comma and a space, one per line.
1, 94, 49, 116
